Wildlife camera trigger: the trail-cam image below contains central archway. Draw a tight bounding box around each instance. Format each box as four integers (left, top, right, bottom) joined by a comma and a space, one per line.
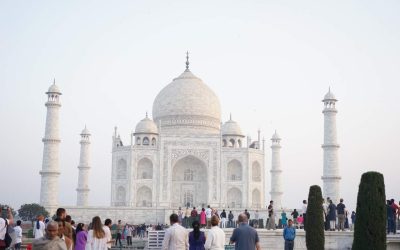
172, 155, 208, 208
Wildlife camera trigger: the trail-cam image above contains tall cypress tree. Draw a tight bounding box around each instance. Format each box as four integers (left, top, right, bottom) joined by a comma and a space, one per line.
352, 171, 386, 250
305, 185, 325, 250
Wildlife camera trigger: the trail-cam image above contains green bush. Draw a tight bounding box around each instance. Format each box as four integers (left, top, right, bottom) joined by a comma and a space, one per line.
352, 171, 386, 250
305, 185, 324, 250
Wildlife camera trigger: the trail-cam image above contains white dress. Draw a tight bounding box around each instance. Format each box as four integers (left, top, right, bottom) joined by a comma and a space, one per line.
86, 230, 108, 250
33, 221, 46, 239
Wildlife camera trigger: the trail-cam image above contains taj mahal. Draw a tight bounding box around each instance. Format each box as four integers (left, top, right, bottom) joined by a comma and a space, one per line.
39, 54, 341, 223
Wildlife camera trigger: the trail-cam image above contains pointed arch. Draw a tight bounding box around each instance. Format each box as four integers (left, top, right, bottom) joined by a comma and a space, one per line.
252, 189, 261, 208
227, 187, 242, 208
227, 159, 242, 181
137, 158, 153, 179
116, 159, 127, 179
136, 186, 152, 207
252, 161, 261, 182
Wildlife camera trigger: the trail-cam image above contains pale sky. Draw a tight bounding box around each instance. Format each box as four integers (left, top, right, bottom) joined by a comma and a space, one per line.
1, 0, 399, 212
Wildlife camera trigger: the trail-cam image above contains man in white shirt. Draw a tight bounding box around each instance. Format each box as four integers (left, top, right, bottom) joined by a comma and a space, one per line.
13, 220, 22, 250
162, 214, 188, 250
103, 218, 113, 249
205, 205, 212, 229
204, 215, 225, 250
0, 206, 13, 250
302, 200, 308, 231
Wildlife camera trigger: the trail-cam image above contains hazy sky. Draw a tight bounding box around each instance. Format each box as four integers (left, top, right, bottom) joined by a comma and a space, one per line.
1, 0, 399, 212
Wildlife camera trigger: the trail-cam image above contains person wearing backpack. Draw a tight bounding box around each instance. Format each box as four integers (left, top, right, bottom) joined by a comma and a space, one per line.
0, 206, 14, 250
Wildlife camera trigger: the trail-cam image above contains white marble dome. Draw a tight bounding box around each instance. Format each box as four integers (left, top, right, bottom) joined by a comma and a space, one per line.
323, 89, 336, 101
81, 126, 90, 135
47, 83, 61, 94
222, 118, 244, 136
135, 116, 158, 134
152, 69, 221, 132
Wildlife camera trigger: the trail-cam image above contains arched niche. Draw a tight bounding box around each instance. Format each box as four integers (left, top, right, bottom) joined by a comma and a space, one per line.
227, 159, 242, 181
137, 158, 153, 179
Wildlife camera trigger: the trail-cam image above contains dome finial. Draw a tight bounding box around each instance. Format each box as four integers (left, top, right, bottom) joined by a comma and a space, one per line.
186, 51, 190, 70
145, 111, 148, 118
53, 78, 56, 85
230, 113, 232, 120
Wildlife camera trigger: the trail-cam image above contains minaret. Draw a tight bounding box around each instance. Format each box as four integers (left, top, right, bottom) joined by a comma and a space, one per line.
76, 126, 91, 206
322, 88, 341, 203
40, 80, 62, 213
270, 130, 283, 209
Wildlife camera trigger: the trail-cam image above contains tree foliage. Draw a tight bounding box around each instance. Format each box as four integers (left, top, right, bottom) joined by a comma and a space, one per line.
0, 204, 16, 218
305, 185, 325, 250
352, 171, 386, 250
18, 203, 49, 223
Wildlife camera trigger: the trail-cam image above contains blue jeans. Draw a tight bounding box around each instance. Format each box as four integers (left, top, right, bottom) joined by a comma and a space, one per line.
285, 240, 294, 250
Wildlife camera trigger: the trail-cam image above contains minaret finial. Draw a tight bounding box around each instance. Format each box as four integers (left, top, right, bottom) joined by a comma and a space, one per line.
145, 111, 148, 118
186, 51, 190, 70
229, 113, 232, 120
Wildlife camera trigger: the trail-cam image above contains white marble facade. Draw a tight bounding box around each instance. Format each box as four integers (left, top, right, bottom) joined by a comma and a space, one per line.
110, 66, 266, 211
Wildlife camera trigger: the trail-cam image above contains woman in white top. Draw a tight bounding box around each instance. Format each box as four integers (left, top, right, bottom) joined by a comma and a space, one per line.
204, 215, 226, 250
33, 215, 46, 239
86, 216, 108, 250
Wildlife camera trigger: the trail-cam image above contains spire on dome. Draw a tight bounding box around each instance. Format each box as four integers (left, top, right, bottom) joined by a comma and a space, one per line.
146, 111, 148, 118
229, 113, 232, 120
185, 51, 190, 71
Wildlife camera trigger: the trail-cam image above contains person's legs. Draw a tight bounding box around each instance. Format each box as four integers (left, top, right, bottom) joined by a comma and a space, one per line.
330, 220, 336, 231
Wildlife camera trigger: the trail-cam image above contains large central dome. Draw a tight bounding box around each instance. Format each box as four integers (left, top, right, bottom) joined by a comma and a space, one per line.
152, 69, 221, 133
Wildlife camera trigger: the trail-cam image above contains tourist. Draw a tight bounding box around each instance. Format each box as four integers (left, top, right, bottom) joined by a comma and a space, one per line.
185, 207, 191, 228
387, 200, 395, 234
74, 223, 87, 250
244, 209, 250, 220
327, 200, 337, 231
200, 208, 207, 228
281, 210, 288, 228
350, 211, 356, 231
115, 220, 123, 247
32, 221, 67, 250
206, 205, 212, 229
323, 198, 329, 230
162, 213, 188, 250
228, 211, 234, 228
178, 207, 184, 225
336, 198, 346, 231
390, 199, 398, 234
267, 201, 276, 230
220, 209, 227, 228
188, 221, 205, 250
34, 215, 46, 239
103, 219, 113, 249
283, 219, 296, 250
126, 225, 133, 246
14, 220, 22, 250
86, 216, 108, 250
291, 209, 299, 228
55, 219, 73, 250
253, 210, 259, 228
301, 200, 307, 231
204, 215, 225, 250
297, 215, 304, 229
229, 213, 261, 250
56, 208, 73, 239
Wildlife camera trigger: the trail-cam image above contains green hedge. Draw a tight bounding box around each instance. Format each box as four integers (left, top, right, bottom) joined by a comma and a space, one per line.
305, 185, 324, 250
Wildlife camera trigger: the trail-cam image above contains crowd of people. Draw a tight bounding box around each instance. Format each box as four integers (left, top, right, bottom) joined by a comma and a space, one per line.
1, 197, 399, 250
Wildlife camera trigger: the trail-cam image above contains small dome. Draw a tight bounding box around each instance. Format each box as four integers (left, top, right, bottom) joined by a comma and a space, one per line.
222, 118, 244, 136
323, 88, 336, 101
271, 130, 281, 140
135, 116, 158, 134
46, 82, 61, 94
81, 126, 90, 135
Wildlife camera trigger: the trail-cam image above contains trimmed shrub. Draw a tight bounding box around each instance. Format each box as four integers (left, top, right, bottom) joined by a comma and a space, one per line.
305, 185, 325, 250
352, 171, 386, 250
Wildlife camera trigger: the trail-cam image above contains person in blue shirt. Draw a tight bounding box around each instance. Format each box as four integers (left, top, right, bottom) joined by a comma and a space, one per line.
283, 219, 296, 250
